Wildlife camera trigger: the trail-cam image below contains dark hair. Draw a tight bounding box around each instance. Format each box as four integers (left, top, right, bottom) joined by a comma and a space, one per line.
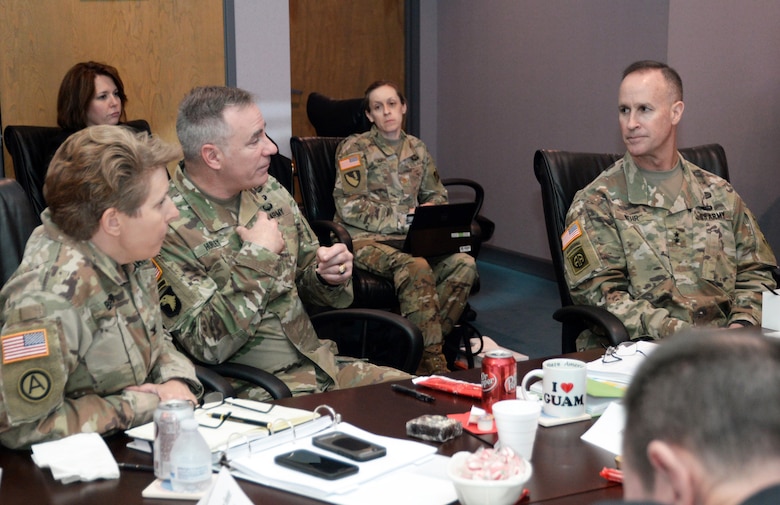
622, 60, 683, 101
362, 80, 406, 114
622, 331, 780, 492
176, 86, 256, 162
57, 61, 128, 130
44, 125, 180, 240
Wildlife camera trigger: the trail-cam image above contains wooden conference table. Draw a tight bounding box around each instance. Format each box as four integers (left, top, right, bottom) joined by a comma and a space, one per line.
0, 349, 621, 504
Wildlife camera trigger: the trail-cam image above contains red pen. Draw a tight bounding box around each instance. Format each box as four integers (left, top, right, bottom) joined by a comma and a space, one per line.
599, 466, 623, 483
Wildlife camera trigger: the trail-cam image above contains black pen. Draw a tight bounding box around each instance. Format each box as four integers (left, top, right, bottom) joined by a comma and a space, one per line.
208, 412, 269, 427
118, 462, 154, 472
391, 384, 436, 403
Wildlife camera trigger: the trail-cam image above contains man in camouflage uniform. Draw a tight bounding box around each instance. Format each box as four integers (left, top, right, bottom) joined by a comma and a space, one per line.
333, 81, 478, 375
0, 126, 201, 450
563, 61, 776, 349
156, 86, 409, 400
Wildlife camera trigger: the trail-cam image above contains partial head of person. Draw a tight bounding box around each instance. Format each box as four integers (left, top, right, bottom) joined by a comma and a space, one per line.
621, 330, 780, 505
43, 125, 180, 264
618, 60, 684, 171
57, 61, 128, 130
362, 80, 407, 140
176, 86, 278, 197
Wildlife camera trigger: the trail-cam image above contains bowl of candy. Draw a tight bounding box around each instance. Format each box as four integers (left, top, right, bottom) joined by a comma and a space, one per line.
447, 447, 532, 505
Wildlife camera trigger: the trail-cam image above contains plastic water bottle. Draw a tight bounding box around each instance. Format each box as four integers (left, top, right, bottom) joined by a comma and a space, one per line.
169, 418, 212, 493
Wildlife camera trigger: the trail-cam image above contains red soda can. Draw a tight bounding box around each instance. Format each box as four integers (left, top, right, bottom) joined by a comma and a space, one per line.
481, 349, 517, 413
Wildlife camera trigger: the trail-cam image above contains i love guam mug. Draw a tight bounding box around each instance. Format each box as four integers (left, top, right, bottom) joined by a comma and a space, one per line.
520, 358, 587, 418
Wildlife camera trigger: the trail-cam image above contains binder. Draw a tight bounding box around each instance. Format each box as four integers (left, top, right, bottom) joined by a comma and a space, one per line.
222, 420, 455, 505
128, 401, 458, 504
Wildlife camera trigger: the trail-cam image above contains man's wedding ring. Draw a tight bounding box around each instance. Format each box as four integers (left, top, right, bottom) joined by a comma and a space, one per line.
338, 264, 346, 275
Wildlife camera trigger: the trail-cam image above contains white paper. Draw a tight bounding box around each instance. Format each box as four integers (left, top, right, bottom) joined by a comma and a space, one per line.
580, 401, 625, 456
197, 468, 253, 505
31, 432, 119, 483
762, 291, 780, 331
585, 341, 658, 384
331, 454, 456, 505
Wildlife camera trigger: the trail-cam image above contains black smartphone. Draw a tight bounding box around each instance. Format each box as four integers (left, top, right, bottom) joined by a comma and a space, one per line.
312, 431, 387, 462
274, 449, 359, 480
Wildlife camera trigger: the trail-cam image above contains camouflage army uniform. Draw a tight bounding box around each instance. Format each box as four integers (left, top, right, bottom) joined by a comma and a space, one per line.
156, 165, 409, 400
563, 152, 777, 347
0, 211, 201, 450
333, 126, 478, 371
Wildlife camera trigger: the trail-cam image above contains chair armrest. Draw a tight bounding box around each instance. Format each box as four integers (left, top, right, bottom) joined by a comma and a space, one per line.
310, 219, 355, 252
194, 365, 236, 398
442, 178, 494, 243
310, 308, 423, 374
442, 177, 485, 213
208, 362, 293, 399
552, 305, 630, 347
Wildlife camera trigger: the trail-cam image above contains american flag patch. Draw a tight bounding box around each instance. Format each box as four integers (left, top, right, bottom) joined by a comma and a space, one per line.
561, 221, 583, 251
2, 329, 49, 364
338, 155, 361, 171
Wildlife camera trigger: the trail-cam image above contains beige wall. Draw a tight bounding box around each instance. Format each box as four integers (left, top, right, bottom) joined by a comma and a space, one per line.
0, 0, 225, 177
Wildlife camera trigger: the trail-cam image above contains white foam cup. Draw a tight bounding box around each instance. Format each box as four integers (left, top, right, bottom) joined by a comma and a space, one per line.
491, 399, 541, 460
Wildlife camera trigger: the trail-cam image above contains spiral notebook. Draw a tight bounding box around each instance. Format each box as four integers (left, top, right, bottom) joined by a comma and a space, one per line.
125, 398, 321, 462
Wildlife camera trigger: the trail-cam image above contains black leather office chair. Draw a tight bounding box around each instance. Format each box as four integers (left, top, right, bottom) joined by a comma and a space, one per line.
3, 120, 151, 219
311, 308, 423, 374
267, 136, 295, 197
0, 178, 39, 290
291, 136, 401, 309
185, 308, 424, 399
533, 144, 730, 352
306, 92, 372, 137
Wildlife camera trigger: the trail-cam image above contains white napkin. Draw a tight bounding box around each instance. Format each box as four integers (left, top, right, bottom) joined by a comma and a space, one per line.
31, 433, 120, 484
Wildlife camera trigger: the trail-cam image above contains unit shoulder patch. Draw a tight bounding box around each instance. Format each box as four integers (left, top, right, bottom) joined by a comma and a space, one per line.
561, 220, 602, 281
338, 154, 367, 194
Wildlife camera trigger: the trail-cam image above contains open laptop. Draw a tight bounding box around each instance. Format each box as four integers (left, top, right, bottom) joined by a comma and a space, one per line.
379, 202, 477, 257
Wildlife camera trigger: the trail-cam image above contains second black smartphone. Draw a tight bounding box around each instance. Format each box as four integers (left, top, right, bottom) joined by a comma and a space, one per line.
274, 449, 359, 480
312, 431, 387, 462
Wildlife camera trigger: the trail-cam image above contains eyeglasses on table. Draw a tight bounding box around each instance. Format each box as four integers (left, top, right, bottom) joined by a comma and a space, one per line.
602, 341, 647, 364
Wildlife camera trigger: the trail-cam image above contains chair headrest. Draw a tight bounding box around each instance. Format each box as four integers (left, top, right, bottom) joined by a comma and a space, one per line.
306, 93, 371, 137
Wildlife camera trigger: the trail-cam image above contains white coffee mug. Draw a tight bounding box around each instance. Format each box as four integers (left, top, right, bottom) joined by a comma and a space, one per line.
520, 358, 586, 418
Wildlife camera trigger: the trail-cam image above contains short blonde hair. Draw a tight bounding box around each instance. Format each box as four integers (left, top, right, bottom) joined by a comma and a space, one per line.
44, 125, 181, 240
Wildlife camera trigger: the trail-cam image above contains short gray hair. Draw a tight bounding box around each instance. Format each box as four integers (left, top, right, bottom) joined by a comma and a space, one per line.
176, 86, 256, 161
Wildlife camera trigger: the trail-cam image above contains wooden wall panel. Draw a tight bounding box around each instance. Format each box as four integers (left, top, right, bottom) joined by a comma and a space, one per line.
0, 0, 225, 178
289, 0, 405, 137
